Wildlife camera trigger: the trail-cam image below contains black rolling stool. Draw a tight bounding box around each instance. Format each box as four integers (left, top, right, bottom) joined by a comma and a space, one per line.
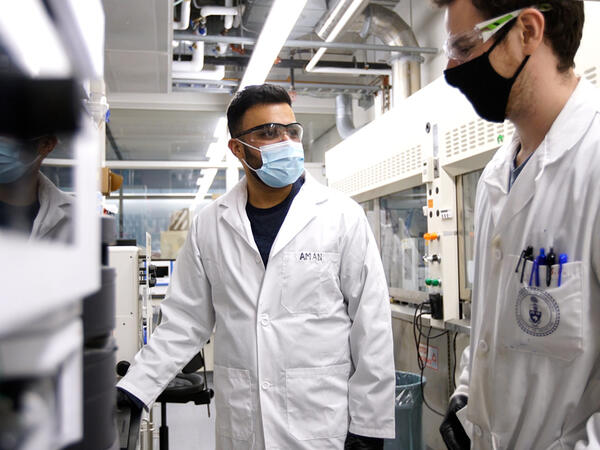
117, 350, 213, 450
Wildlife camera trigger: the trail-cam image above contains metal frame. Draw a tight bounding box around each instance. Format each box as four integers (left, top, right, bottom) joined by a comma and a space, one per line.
173, 33, 438, 55
455, 174, 471, 302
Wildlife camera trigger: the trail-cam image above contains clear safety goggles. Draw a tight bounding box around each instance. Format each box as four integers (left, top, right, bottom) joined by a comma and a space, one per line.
443, 3, 551, 63
233, 122, 304, 144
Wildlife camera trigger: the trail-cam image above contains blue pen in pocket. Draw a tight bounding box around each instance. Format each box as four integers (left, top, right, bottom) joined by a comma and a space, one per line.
529, 259, 537, 287
535, 248, 546, 287
558, 253, 568, 287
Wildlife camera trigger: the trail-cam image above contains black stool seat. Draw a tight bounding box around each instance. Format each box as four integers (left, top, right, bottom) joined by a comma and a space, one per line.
116, 347, 212, 450
157, 372, 213, 405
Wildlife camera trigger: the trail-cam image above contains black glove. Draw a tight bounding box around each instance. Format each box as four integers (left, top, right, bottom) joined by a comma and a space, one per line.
344, 432, 384, 450
116, 388, 144, 413
439, 394, 470, 450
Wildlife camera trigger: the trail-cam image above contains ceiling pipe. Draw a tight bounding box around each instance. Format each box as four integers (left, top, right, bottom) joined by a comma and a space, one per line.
172, 42, 225, 81
173, 42, 205, 72
361, 4, 422, 108
194, 55, 391, 70
174, 0, 191, 30
311, 67, 391, 76
199, 2, 241, 55
336, 93, 362, 139
172, 79, 381, 95
173, 32, 438, 54
199, 5, 238, 29
173, 64, 225, 80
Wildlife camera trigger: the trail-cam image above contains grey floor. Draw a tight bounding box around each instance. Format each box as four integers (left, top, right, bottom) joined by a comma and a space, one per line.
151, 371, 216, 450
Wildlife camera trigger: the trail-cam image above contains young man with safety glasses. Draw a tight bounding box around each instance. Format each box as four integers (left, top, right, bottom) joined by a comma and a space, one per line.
117, 84, 395, 449
433, 0, 600, 449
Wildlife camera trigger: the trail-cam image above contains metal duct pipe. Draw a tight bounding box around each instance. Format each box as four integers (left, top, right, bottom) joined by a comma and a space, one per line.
336, 94, 362, 139
362, 4, 422, 108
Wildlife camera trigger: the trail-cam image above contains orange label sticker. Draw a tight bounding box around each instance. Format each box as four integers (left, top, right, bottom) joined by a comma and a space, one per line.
428, 199, 434, 209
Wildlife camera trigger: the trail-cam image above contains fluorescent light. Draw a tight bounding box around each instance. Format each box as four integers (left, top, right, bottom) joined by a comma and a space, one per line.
239, 0, 308, 90
305, 47, 327, 72
316, 0, 347, 38
305, 0, 366, 73
326, 0, 365, 43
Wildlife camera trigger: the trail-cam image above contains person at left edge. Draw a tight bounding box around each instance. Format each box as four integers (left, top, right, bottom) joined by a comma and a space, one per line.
117, 84, 396, 450
0, 135, 73, 242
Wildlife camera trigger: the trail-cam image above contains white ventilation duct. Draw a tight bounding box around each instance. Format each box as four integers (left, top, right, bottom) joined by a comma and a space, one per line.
362, 4, 422, 107
174, 0, 191, 30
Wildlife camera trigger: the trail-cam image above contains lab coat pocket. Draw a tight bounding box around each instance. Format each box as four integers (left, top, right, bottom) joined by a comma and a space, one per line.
213, 365, 253, 441
285, 363, 351, 440
499, 256, 583, 361
281, 251, 341, 314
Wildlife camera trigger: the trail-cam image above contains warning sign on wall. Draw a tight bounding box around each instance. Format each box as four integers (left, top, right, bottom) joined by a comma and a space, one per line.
418, 343, 439, 371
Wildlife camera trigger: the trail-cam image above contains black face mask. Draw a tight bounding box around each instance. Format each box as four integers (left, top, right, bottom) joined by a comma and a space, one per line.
444, 32, 530, 123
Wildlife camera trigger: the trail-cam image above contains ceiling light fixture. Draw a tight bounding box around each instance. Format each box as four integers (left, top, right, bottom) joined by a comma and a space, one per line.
306, 0, 369, 72
238, 0, 308, 90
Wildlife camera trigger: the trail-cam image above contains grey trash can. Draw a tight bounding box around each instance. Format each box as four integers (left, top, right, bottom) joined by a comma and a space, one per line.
383, 371, 425, 450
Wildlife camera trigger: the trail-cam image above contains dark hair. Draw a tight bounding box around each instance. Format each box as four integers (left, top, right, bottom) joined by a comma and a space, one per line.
226, 84, 292, 137
432, 0, 584, 72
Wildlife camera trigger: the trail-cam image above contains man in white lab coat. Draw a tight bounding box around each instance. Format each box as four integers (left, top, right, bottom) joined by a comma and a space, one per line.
433, 0, 600, 449
117, 84, 395, 449
0, 135, 73, 242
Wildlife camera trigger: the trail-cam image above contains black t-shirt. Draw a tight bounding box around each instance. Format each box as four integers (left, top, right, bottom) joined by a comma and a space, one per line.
0, 199, 40, 234
245, 176, 305, 267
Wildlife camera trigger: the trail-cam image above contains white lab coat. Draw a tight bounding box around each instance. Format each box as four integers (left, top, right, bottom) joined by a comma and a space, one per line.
31, 173, 73, 242
454, 78, 600, 449
118, 173, 396, 449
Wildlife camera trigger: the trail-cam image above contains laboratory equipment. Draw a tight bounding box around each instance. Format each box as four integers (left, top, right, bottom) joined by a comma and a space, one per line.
0, 2, 104, 449
67, 216, 119, 450
110, 245, 142, 364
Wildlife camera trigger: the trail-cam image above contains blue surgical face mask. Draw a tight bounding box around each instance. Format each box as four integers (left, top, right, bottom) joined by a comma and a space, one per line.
237, 139, 304, 188
0, 138, 42, 184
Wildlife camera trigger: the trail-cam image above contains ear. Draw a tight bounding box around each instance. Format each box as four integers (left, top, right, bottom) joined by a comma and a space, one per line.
228, 138, 244, 160
37, 135, 58, 158
517, 8, 545, 55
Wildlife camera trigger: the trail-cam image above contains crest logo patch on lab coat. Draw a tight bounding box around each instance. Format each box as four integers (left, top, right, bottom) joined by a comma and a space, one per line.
515, 287, 560, 337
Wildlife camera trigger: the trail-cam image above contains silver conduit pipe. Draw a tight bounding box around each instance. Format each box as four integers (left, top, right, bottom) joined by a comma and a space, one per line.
336, 93, 361, 139
362, 4, 422, 108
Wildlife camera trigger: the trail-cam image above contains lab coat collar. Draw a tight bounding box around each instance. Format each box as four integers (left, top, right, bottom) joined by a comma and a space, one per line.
218, 171, 329, 258
482, 78, 600, 233
542, 77, 600, 166
31, 173, 73, 240
269, 171, 328, 259
218, 177, 256, 253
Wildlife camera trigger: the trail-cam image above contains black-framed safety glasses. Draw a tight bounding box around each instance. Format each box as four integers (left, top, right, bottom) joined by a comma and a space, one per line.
233, 122, 303, 143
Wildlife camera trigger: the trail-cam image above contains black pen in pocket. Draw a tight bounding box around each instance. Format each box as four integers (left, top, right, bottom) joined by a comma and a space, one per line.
546, 248, 556, 287
519, 246, 534, 283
